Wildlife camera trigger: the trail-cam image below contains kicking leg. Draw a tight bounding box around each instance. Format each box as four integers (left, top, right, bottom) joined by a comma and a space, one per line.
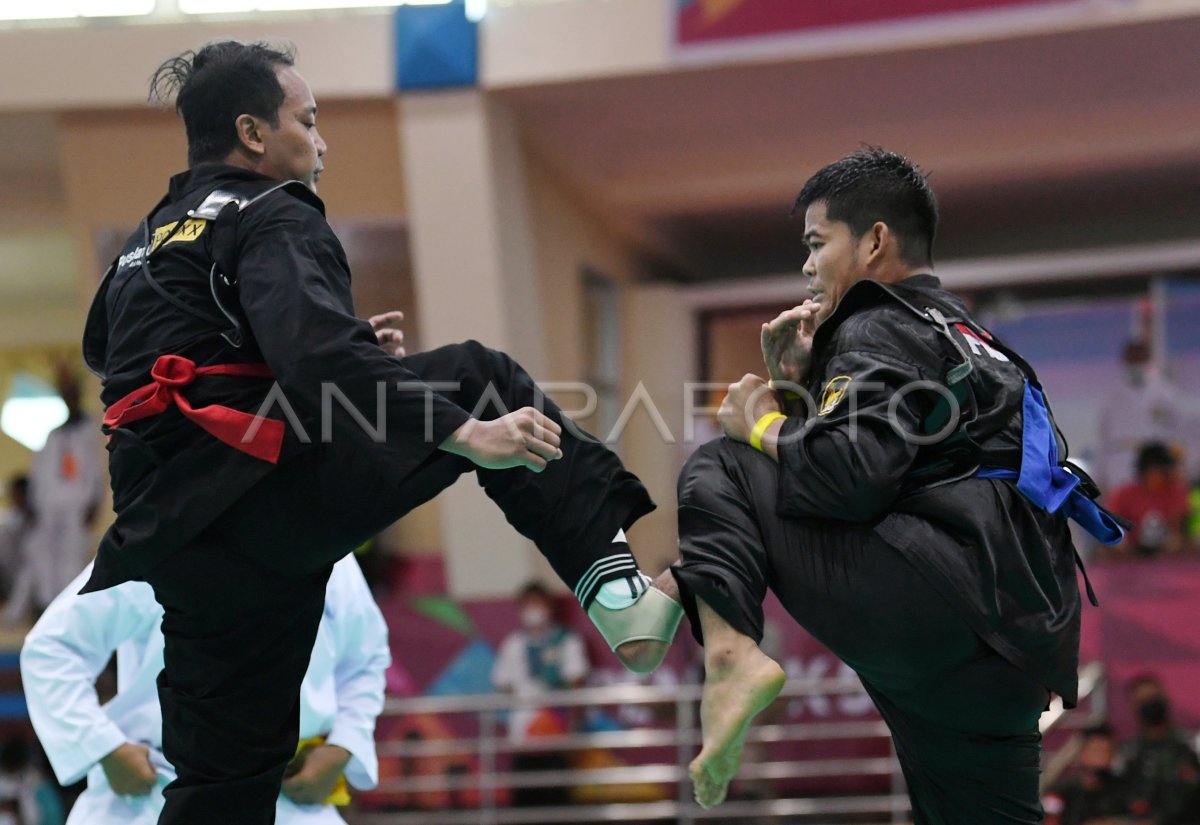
690, 597, 785, 809
605, 567, 680, 673
403, 342, 675, 669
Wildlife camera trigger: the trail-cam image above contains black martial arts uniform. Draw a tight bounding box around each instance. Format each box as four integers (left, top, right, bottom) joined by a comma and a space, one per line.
82, 164, 654, 824
674, 274, 1121, 824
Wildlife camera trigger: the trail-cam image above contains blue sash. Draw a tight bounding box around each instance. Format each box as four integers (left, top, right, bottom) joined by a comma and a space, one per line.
977, 382, 1125, 546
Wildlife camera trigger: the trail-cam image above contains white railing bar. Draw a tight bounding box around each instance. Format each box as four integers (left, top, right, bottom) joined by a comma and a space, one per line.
374, 756, 898, 794
382, 677, 866, 715
361, 662, 1101, 824
375, 719, 894, 757
350, 795, 914, 825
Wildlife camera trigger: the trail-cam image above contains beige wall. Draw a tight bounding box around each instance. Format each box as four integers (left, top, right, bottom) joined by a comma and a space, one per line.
523, 145, 689, 577
0, 13, 395, 111
480, 0, 671, 88
55, 99, 406, 271
619, 282, 694, 576
399, 89, 543, 597
397, 89, 691, 594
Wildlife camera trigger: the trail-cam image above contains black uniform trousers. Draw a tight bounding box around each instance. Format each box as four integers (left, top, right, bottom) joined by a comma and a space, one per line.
146, 341, 653, 825
672, 439, 1048, 825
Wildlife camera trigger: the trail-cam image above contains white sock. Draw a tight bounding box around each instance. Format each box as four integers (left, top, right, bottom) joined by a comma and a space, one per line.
593, 528, 648, 610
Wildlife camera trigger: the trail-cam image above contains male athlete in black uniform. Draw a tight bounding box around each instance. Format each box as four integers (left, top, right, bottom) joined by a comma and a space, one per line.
670, 149, 1124, 822
82, 42, 679, 824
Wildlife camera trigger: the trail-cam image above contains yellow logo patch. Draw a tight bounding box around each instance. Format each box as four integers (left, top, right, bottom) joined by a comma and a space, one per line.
818, 375, 852, 416
150, 218, 207, 253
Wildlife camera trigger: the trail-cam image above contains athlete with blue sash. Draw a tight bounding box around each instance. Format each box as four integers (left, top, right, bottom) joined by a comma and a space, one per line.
667, 149, 1123, 823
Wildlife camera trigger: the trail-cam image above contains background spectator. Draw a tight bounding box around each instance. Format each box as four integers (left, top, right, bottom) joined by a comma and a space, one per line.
0, 475, 32, 601
1120, 674, 1200, 825
1107, 443, 1193, 557
1097, 338, 1183, 492
492, 581, 590, 733
491, 581, 589, 811
3, 370, 104, 627
1043, 724, 1151, 825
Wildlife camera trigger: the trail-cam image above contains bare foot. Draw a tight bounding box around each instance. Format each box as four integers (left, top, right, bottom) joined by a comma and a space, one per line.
689, 643, 785, 808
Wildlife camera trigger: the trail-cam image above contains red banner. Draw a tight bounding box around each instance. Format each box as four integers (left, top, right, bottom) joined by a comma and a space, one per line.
676, 0, 1075, 45
1081, 558, 1200, 737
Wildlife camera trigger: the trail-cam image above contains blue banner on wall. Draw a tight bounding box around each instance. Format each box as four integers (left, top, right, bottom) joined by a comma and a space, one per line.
394, 1, 478, 91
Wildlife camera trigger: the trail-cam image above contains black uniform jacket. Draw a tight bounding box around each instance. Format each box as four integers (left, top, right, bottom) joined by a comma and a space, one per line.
82, 164, 472, 591
776, 274, 1083, 704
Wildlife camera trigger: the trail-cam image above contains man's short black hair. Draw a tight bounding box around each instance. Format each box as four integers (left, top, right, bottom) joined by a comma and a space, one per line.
1135, 441, 1176, 476
518, 581, 552, 601
150, 40, 296, 167
793, 147, 939, 267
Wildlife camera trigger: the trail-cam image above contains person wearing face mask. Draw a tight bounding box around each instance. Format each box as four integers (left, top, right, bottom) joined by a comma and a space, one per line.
1043, 725, 1150, 825
658, 148, 1124, 820
492, 582, 590, 740
1097, 339, 1184, 494
491, 582, 589, 811
1120, 675, 1200, 825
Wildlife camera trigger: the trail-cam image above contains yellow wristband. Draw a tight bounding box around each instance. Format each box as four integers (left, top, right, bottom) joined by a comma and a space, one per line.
749, 411, 786, 452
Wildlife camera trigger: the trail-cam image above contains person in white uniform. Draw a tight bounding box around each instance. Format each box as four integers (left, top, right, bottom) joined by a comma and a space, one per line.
19, 554, 389, 825
4, 372, 104, 625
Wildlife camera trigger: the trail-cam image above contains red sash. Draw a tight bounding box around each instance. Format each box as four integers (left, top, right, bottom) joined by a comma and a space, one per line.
103, 354, 284, 464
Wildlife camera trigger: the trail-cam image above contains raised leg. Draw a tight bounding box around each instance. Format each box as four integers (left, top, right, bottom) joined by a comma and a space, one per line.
689, 597, 785, 809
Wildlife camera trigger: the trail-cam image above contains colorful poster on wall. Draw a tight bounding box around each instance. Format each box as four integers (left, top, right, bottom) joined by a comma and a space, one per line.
676, 0, 1079, 46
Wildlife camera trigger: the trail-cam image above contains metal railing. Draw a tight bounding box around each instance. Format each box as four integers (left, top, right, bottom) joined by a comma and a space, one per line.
348, 663, 1106, 825
351, 677, 906, 825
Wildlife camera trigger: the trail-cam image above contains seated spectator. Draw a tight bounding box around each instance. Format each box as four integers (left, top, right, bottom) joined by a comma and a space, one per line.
1107, 442, 1192, 556
0, 475, 33, 600
491, 582, 589, 812
1043, 724, 1150, 825
492, 581, 590, 737
1120, 674, 1200, 825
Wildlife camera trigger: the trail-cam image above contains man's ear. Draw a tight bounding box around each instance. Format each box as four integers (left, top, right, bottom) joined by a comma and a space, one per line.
234, 113, 266, 157
861, 221, 890, 264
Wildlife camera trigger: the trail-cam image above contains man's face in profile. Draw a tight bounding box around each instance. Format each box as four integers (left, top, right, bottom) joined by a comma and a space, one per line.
802, 201, 866, 323
254, 66, 327, 192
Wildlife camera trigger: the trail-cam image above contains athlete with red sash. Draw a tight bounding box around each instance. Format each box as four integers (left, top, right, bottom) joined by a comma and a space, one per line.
83, 41, 678, 824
